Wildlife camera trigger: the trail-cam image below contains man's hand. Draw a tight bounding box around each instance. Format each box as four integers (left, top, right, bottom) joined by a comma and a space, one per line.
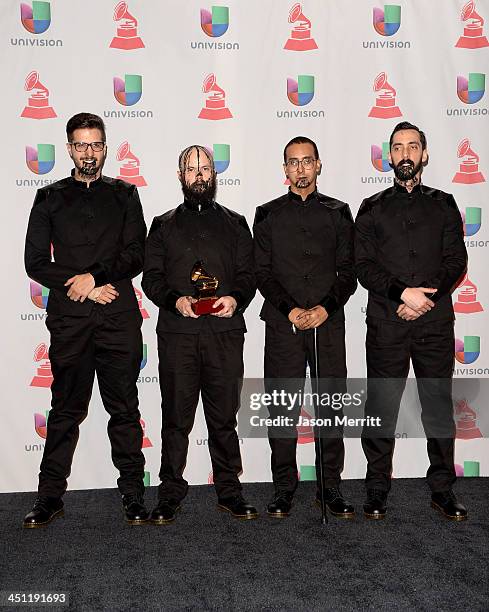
397, 304, 422, 321
288, 307, 308, 330
88, 284, 119, 305
65, 273, 95, 302
400, 287, 437, 314
211, 296, 237, 318
298, 305, 329, 329
176, 295, 199, 318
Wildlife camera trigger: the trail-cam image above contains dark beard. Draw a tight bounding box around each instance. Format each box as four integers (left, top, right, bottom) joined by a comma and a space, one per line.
295, 178, 311, 189
181, 176, 216, 209
391, 158, 422, 181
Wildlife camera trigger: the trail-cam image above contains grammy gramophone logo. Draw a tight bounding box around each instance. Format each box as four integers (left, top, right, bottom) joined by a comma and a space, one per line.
30, 342, 53, 387
198, 73, 232, 120
368, 72, 402, 119
283, 3, 318, 51
116, 141, 147, 187
456, 0, 489, 48
20, 70, 56, 119
110, 1, 144, 49
454, 272, 483, 314
452, 138, 485, 184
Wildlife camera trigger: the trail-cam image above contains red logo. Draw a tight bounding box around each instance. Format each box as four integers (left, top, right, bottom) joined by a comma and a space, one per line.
454, 273, 483, 313
455, 399, 482, 439
30, 343, 53, 388
116, 142, 147, 187
134, 287, 149, 319
21, 70, 56, 120
368, 72, 402, 119
284, 3, 318, 51
140, 418, 152, 448
297, 407, 314, 444
456, 0, 489, 48
198, 74, 232, 120
110, 1, 145, 49
452, 138, 485, 184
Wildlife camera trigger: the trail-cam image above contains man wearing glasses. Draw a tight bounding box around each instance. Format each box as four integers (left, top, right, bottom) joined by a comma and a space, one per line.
142, 145, 258, 523
23, 113, 148, 527
253, 136, 356, 519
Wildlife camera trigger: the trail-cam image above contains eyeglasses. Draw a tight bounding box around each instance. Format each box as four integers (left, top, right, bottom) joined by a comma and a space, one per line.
285, 157, 316, 170
70, 141, 106, 152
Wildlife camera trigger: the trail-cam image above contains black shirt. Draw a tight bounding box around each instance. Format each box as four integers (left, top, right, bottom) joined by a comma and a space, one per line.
24, 173, 146, 316
253, 189, 356, 322
141, 199, 255, 334
355, 182, 467, 323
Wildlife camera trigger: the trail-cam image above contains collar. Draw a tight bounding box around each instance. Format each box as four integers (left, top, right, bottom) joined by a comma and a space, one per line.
182, 198, 217, 213
393, 180, 423, 195
287, 188, 318, 204
70, 169, 104, 189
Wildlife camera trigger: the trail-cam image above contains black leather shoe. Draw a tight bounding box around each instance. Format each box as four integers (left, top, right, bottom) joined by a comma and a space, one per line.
316, 488, 355, 519
23, 496, 64, 528
122, 494, 149, 524
267, 492, 293, 518
218, 496, 259, 520
431, 490, 468, 521
363, 489, 388, 520
151, 500, 181, 525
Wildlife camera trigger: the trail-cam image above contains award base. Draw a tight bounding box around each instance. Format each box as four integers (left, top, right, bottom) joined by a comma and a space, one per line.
368, 105, 402, 119
21, 106, 57, 119
192, 297, 223, 315
452, 171, 485, 184
198, 107, 233, 120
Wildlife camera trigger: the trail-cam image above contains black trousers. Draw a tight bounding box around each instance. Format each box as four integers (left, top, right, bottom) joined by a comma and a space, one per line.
362, 317, 456, 493
264, 318, 347, 495
39, 308, 145, 498
157, 329, 244, 502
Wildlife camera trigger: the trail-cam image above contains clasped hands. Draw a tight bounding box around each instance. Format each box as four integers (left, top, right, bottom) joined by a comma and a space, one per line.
64, 273, 119, 305
397, 287, 437, 321
176, 295, 237, 318
288, 305, 328, 330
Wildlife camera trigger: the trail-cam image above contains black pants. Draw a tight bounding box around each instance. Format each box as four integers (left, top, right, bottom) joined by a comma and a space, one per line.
39, 308, 145, 498
157, 329, 244, 502
362, 317, 456, 493
264, 318, 347, 495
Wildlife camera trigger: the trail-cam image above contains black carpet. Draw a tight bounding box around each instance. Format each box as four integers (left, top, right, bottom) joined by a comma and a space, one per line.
1, 479, 488, 612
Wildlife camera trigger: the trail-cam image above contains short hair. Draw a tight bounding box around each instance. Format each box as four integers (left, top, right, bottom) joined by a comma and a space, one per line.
178, 145, 215, 175
283, 136, 319, 163
389, 121, 427, 150
66, 113, 106, 142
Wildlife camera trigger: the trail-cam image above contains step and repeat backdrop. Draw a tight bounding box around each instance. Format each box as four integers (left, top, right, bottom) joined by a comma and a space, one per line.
2, 0, 488, 493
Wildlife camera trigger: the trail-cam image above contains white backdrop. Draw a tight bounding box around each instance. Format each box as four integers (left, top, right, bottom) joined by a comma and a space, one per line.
2, 0, 488, 493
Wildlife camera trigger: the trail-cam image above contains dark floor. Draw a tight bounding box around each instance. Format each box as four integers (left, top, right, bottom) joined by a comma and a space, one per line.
1, 479, 488, 612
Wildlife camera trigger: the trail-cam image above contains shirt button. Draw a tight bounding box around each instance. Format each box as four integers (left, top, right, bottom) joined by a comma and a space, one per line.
304, 275, 309, 280
407, 219, 414, 225
409, 249, 417, 256
304, 250, 311, 256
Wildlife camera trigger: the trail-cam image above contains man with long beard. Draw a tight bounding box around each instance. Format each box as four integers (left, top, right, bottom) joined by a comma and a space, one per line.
23, 113, 148, 527
355, 121, 468, 520
142, 145, 258, 523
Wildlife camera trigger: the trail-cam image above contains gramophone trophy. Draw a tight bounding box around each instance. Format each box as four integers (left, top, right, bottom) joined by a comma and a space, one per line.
190, 261, 223, 315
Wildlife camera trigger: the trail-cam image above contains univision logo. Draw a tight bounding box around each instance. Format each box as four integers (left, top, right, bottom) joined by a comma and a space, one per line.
455, 336, 480, 364
277, 75, 324, 118
12, 1, 63, 46
26, 144, 54, 174
104, 74, 153, 118
191, 5, 239, 49
207, 144, 240, 186
457, 72, 485, 104
373, 4, 401, 36
371, 142, 392, 172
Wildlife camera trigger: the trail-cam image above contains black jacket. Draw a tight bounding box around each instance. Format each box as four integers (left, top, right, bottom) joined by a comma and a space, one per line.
253, 190, 356, 322
24, 173, 146, 316
355, 182, 467, 323
141, 200, 255, 333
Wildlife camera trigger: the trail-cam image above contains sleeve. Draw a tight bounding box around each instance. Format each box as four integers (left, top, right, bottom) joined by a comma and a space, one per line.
422, 195, 467, 302
24, 189, 80, 290
87, 186, 147, 285
228, 216, 256, 314
319, 205, 357, 316
354, 201, 408, 304
141, 217, 182, 312
253, 206, 299, 318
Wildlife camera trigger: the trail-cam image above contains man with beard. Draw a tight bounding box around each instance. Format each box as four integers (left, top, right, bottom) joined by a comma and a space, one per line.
142, 145, 258, 523
23, 113, 148, 527
355, 121, 468, 520
253, 136, 357, 519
